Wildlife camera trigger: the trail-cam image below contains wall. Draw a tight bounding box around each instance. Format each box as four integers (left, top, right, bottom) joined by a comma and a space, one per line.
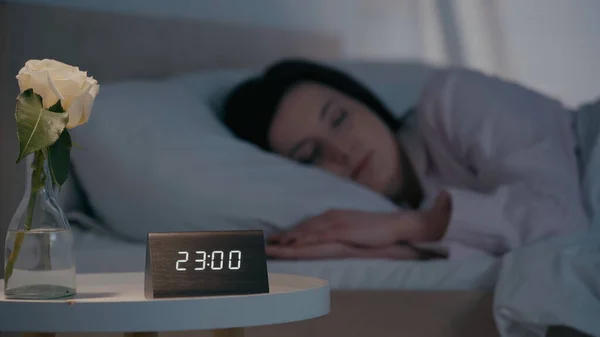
452, 0, 600, 108
0, 2, 14, 278
3, 0, 437, 61
497, 0, 600, 108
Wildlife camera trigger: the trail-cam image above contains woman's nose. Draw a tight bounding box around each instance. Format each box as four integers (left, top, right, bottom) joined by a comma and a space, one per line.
323, 144, 353, 177
331, 142, 352, 163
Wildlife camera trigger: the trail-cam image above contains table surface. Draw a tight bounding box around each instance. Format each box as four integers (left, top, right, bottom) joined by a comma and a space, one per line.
0, 272, 330, 332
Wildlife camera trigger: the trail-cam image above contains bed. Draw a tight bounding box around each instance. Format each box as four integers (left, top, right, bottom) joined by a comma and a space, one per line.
2, 3, 599, 337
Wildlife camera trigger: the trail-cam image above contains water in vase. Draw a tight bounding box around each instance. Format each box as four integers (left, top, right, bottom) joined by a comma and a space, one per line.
4, 228, 76, 299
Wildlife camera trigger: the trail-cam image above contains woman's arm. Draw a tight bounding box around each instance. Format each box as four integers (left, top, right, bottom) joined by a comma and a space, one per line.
266, 191, 453, 260
418, 69, 590, 255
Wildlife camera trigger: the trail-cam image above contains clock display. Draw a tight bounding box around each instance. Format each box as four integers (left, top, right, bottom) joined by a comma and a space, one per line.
144, 230, 269, 298
175, 250, 242, 271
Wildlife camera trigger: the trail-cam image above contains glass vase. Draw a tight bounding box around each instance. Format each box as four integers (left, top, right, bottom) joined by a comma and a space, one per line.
3, 153, 76, 299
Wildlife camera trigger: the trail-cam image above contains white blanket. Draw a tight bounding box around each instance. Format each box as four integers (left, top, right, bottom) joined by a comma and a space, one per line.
492, 101, 600, 337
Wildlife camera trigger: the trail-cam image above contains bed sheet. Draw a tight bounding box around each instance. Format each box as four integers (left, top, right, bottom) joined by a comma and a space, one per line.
72, 228, 499, 291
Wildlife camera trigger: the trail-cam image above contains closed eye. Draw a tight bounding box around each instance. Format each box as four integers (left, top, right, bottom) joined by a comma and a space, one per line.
290, 140, 322, 165
331, 107, 347, 128
298, 145, 322, 165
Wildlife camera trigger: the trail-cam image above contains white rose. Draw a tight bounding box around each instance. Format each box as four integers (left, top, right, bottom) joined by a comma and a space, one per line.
16, 59, 100, 129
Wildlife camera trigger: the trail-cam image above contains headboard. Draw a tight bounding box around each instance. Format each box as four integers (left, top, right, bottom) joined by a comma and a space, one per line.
0, 2, 341, 274
2, 3, 341, 83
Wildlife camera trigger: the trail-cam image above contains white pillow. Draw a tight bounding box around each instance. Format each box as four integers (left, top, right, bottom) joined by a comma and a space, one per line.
64, 61, 437, 241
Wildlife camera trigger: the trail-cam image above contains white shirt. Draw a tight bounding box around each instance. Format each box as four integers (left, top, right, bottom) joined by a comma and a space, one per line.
399, 68, 590, 259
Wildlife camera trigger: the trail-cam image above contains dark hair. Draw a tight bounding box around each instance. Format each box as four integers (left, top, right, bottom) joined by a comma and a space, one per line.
222, 59, 401, 151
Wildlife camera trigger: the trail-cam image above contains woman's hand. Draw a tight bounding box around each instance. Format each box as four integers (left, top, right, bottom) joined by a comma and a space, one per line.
267, 191, 452, 258
269, 210, 416, 248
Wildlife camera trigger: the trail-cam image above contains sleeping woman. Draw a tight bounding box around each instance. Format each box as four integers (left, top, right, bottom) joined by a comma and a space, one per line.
222, 59, 591, 260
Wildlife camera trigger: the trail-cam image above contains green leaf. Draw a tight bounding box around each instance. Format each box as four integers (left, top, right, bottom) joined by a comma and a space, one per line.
15, 89, 69, 163
48, 129, 72, 187
48, 99, 66, 113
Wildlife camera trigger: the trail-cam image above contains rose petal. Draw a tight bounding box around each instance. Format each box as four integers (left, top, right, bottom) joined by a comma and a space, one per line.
16, 72, 31, 92
65, 98, 84, 129
46, 73, 65, 102
52, 77, 87, 108
22, 70, 61, 108
65, 82, 94, 129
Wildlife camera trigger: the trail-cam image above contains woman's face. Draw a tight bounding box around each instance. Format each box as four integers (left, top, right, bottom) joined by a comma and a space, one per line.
268, 82, 404, 197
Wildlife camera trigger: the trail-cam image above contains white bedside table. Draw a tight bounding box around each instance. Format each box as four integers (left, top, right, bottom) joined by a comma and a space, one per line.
0, 272, 330, 337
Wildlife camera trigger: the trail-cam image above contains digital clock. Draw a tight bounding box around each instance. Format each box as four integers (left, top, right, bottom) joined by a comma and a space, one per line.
144, 230, 270, 299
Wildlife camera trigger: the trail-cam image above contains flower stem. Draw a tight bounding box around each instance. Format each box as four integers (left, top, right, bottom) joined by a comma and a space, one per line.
4, 151, 45, 283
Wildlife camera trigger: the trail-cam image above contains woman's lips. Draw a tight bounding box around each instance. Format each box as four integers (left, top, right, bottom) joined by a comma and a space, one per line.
351, 152, 373, 180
